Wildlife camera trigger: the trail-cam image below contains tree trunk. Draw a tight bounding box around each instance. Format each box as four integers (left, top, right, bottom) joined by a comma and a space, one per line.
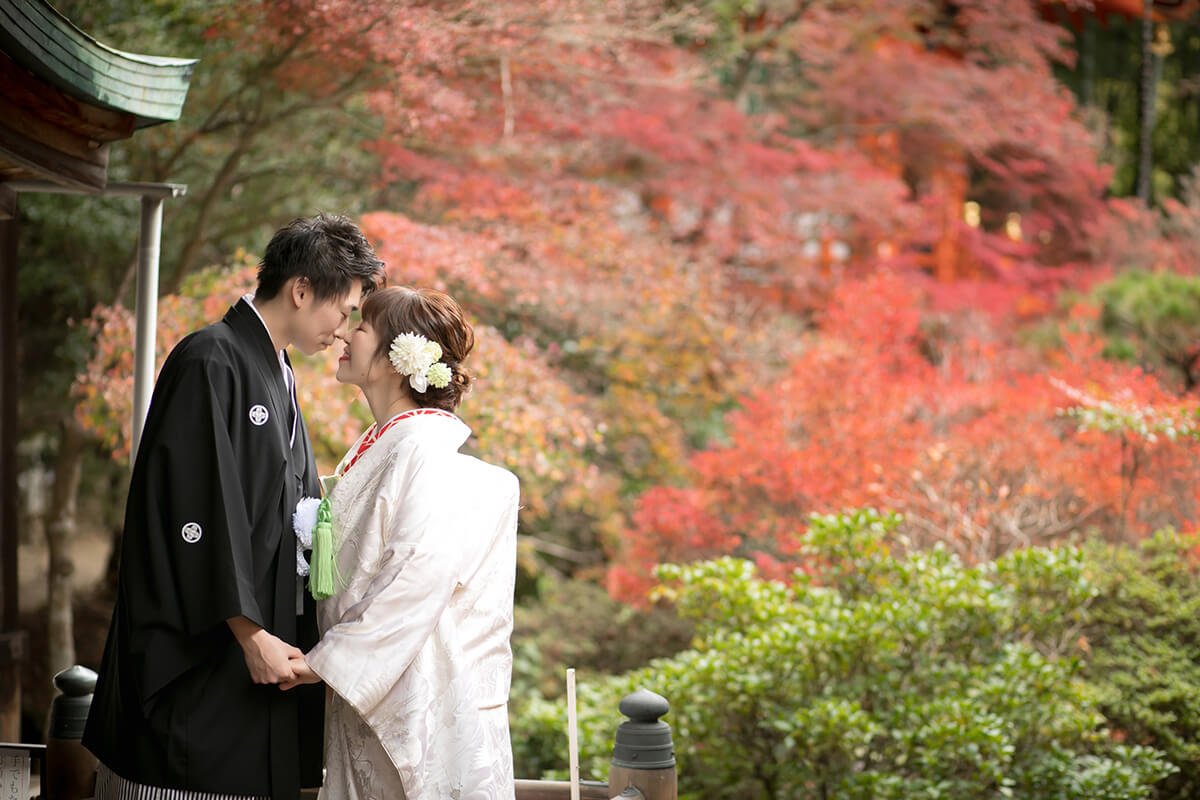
500, 54, 515, 142
167, 135, 254, 291
45, 417, 87, 676
1080, 16, 1095, 108
1136, 0, 1157, 202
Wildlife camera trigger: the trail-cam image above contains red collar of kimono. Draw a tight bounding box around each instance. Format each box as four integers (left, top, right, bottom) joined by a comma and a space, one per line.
341, 408, 459, 475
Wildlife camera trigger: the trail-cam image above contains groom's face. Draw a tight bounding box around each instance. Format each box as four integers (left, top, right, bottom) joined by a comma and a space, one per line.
291, 282, 363, 356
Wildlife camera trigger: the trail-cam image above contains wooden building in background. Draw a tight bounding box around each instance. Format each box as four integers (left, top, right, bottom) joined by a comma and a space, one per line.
0, 0, 194, 740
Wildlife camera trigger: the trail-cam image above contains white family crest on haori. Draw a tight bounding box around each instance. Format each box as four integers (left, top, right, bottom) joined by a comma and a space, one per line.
248, 404, 269, 425
180, 522, 202, 543
307, 410, 519, 800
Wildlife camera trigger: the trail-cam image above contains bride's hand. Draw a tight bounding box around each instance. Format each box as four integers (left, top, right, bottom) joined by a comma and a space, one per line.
279, 655, 322, 691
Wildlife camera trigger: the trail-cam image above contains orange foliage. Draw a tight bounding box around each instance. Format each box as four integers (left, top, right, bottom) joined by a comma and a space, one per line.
70, 0, 1200, 589
609, 272, 1200, 599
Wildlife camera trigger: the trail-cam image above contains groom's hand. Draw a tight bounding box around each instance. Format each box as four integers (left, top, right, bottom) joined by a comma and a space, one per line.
280, 656, 321, 691
228, 616, 302, 684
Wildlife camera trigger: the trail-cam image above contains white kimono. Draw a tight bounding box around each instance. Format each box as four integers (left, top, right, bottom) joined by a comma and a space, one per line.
306, 411, 519, 800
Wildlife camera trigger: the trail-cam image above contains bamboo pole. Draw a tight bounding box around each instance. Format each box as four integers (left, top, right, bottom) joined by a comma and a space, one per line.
567, 668, 580, 800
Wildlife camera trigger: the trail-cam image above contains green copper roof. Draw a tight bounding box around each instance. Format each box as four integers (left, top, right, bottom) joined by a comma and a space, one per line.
0, 0, 196, 126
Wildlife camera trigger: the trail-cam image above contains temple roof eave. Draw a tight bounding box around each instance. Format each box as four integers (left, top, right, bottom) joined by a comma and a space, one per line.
0, 0, 196, 127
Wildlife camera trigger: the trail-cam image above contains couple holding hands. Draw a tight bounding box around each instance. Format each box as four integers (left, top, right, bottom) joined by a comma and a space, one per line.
82, 213, 518, 800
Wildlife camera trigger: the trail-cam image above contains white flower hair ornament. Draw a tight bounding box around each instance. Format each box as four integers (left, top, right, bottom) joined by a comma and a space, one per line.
388, 331, 453, 392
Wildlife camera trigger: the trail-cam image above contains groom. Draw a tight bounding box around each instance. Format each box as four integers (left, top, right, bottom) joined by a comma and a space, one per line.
83, 213, 385, 799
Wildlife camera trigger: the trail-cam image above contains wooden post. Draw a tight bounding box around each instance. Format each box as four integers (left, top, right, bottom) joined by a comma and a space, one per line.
0, 183, 22, 743
606, 690, 676, 800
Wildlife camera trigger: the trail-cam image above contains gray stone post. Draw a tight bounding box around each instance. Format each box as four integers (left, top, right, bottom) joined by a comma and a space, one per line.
607, 689, 676, 800
45, 665, 97, 800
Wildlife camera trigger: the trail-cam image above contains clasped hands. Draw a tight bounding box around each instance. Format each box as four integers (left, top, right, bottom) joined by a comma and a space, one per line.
227, 615, 322, 691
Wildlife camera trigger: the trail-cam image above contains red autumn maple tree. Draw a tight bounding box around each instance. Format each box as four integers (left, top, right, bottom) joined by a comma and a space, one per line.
608, 272, 1200, 599
74, 0, 1200, 590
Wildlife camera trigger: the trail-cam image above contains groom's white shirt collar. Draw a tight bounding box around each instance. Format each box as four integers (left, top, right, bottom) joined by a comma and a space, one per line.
243, 293, 291, 390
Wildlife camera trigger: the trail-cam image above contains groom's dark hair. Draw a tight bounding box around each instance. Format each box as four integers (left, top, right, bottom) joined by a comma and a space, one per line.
256, 213, 385, 302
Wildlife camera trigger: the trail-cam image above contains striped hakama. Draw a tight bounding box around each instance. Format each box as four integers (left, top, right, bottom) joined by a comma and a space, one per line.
95, 763, 269, 800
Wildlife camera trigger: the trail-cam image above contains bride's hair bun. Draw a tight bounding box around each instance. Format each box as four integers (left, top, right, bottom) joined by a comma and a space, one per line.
361, 286, 475, 410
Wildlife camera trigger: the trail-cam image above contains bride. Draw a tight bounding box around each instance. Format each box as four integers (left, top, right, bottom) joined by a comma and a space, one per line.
283, 286, 519, 800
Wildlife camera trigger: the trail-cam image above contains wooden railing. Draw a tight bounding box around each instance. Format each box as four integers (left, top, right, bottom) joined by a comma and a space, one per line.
4, 667, 678, 800
514, 779, 612, 799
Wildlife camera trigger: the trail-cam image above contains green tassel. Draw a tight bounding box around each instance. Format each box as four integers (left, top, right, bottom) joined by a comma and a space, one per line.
309, 497, 337, 600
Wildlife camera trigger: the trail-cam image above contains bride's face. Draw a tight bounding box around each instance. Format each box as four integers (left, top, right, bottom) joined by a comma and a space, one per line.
336, 318, 387, 387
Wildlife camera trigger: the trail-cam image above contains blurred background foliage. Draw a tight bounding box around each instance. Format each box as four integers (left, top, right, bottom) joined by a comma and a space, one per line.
14, 1, 1200, 795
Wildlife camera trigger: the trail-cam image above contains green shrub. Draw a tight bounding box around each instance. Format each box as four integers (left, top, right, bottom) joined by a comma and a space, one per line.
1094, 269, 1200, 390
509, 574, 695, 777
1072, 530, 1200, 799
511, 574, 695, 700
510, 510, 1175, 799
